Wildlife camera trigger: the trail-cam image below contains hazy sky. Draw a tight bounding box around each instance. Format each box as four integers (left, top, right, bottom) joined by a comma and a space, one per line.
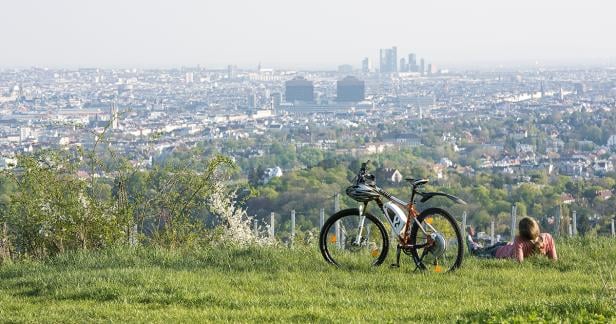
1, 0, 615, 69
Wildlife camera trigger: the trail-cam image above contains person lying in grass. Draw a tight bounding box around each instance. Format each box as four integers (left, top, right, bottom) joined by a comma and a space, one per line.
466, 217, 558, 262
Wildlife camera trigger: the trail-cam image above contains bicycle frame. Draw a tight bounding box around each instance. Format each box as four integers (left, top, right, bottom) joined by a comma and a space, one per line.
364, 186, 432, 247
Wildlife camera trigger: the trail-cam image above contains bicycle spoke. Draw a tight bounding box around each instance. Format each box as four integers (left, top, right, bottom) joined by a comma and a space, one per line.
410, 209, 462, 272
322, 212, 388, 268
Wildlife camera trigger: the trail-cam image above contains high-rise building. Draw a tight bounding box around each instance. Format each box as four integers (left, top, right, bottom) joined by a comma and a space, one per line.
361, 57, 371, 73
427, 64, 433, 76
408, 53, 417, 72
419, 58, 425, 76
336, 76, 365, 102
227, 65, 236, 80
399, 58, 407, 72
392, 46, 397, 72
379, 47, 398, 73
285, 76, 314, 102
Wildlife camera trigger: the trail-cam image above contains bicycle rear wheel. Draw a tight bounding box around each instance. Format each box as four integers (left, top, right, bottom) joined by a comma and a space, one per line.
319, 208, 389, 268
409, 207, 463, 273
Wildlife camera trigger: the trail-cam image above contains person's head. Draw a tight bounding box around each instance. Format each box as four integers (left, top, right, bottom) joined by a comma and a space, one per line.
518, 217, 542, 251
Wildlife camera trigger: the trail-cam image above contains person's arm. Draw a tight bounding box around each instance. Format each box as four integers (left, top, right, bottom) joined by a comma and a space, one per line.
515, 239, 524, 262
547, 235, 558, 261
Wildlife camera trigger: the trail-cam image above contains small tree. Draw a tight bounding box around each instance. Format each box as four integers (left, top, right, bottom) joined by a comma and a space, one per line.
208, 182, 274, 246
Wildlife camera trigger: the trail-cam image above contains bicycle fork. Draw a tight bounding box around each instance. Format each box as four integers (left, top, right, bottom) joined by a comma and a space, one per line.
354, 215, 366, 245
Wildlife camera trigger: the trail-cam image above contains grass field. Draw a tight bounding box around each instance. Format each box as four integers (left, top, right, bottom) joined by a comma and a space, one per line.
0, 238, 614, 323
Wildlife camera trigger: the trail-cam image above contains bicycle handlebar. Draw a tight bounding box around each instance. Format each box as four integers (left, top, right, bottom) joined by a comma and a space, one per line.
360, 160, 370, 172
356, 161, 370, 185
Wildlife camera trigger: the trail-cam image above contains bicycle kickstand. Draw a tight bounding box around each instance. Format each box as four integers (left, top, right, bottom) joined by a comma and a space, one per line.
390, 245, 401, 268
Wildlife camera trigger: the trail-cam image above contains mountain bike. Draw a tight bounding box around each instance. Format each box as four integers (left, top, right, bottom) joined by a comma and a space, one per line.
319, 162, 467, 272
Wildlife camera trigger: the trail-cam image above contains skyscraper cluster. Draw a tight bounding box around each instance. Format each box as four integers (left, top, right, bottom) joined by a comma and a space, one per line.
378, 46, 432, 75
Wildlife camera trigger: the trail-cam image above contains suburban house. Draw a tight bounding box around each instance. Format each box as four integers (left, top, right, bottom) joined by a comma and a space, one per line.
260, 166, 283, 184
561, 193, 576, 205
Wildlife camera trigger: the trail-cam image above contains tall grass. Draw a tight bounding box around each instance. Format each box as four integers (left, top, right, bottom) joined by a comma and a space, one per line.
0, 238, 614, 323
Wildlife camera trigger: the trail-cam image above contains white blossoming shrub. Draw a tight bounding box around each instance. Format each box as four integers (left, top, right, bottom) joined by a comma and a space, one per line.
209, 184, 274, 246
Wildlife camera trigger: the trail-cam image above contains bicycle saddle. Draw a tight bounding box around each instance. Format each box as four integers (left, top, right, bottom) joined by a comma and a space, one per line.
405, 178, 429, 187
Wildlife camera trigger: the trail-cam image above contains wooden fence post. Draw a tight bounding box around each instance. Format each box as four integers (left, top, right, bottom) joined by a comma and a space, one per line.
290, 210, 296, 249
461, 211, 467, 234
334, 193, 340, 248
1, 222, 8, 262
490, 221, 495, 245
611, 218, 615, 238
270, 212, 275, 239
572, 210, 577, 236
319, 208, 325, 229
334, 193, 340, 212
129, 224, 138, 247
510, 204, 517, 240
556, 205, 562, 237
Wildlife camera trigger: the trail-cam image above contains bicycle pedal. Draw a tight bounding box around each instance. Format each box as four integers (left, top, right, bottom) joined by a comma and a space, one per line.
390, 263, 400, 268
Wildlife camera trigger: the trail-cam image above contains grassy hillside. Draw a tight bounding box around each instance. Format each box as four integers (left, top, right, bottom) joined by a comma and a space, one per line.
0, 238, 614, 323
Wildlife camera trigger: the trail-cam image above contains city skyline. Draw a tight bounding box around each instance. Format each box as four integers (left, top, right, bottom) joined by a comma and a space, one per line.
1, 0, 615, 70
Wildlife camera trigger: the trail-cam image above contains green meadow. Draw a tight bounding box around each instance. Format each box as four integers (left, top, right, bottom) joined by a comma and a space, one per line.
0, 238, 614, 323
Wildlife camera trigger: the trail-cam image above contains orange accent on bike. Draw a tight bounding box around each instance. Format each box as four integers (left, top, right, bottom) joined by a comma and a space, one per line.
329, 235, 336, 244
434, 265, 443, 273
426, 217, 433, 224
371, 248, 379, 257
399, 204, 419, 245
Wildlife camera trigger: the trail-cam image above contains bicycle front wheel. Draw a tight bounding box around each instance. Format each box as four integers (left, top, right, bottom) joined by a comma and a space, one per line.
409, 207, 463, 273
319, 208, 389, 268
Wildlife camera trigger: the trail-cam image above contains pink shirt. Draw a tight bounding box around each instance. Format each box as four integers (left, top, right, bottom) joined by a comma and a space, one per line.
494, 233, 558, 262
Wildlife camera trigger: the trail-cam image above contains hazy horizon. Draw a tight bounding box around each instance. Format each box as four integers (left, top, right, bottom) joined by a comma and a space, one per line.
1, 0, 615, 70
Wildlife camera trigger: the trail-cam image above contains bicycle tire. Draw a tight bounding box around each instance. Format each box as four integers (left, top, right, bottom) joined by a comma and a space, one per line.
409, 207, 463, 272
319, 208, 390, 267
